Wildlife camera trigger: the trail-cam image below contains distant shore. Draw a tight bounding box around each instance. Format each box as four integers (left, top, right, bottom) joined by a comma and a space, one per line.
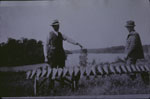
66, 45, 150, 54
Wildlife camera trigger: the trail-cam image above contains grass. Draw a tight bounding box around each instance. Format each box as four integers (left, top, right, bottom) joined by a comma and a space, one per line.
0, 70, 150, 96
65, 74, 150, 96
0, 72, 33, 96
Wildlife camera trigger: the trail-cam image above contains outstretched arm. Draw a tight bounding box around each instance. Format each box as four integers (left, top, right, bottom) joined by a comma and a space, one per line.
62, 34, 83, 48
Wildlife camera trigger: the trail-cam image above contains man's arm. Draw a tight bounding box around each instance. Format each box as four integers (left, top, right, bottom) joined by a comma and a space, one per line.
44, 32, 53, 62
62, 34, 83, 48
43, 36, 49, 63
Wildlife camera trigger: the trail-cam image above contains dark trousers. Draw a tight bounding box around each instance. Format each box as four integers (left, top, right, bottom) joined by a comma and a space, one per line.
47, 49, 66, 68
126, 58, 137, 80
126, 58, 149, 84
47, 58, 65, 68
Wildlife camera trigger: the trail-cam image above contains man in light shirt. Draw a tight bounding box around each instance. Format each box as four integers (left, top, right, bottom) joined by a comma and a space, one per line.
46, 20, 83, 68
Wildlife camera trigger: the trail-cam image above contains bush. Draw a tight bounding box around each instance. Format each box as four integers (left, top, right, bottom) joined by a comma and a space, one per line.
0, 38, 45, 66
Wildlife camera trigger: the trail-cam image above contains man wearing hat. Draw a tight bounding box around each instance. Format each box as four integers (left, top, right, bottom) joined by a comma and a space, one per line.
46, 20, 83, 68
124, 20, 144, 65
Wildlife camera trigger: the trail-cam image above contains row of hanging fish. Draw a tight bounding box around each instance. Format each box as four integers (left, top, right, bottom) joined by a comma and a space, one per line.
26, 64, 150, 80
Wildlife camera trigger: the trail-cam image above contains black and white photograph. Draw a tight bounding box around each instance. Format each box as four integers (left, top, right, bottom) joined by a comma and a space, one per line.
0, 0, 150, 98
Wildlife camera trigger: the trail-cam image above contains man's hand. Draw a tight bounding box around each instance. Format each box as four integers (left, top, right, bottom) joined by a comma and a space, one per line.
44, 57, 48, 63
76, 43, 83, 49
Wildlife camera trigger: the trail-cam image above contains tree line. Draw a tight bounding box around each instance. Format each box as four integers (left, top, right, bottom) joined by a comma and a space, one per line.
0, 38, 45, 67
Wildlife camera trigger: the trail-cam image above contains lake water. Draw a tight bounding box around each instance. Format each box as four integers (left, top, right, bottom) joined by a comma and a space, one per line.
66, 53, 125, 67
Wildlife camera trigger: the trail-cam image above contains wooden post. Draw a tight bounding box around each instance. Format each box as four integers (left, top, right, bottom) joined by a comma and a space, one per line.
71, 73, 80, 91
34, 76, 37, 96
71, 79, 75, 91
71, 73, 75, 91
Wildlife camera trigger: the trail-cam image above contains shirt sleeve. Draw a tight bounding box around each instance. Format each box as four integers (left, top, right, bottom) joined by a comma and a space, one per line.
62, 34, 78, 45
126, 35, 137, 56
43, 34, 50, 62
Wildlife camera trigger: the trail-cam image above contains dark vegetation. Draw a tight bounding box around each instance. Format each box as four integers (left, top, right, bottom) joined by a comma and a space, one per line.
0, 38, 45, 66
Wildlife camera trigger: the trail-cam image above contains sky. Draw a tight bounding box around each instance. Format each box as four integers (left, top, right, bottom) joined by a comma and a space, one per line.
0, 0, 150, 52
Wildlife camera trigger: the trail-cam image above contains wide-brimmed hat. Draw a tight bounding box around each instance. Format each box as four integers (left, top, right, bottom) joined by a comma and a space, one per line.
51, 19, 59, 26
125, 20, 136, 27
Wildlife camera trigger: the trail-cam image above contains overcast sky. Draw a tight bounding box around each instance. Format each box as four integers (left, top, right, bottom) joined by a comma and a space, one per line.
0, 0, 150, 51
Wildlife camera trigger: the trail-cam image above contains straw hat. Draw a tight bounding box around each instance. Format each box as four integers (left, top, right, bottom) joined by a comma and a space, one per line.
51, 19, 59, 26
125, 20, 136, 27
